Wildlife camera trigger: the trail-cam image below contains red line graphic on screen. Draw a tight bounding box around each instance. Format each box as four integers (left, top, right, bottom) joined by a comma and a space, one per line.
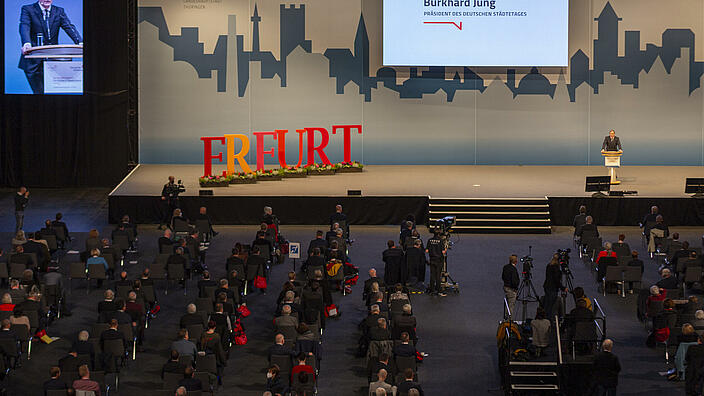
423, 21, 462, 30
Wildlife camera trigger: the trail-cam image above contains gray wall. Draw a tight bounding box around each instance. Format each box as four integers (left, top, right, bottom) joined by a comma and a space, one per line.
138, 0, 704, 166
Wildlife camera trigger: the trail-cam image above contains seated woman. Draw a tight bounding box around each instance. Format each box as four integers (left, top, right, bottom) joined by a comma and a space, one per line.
531, 308, 551, 356
11, 230, 26, 250
86, 249, 109, 287
646, 285, 667, 318
10, 308, 30, 331
673, 323, 700, 380
200, 320, 226, 385
0, 294, 15, 312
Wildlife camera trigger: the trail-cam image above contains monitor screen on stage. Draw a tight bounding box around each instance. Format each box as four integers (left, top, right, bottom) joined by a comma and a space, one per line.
4, 0, 84, 94
383, 0, 569, 67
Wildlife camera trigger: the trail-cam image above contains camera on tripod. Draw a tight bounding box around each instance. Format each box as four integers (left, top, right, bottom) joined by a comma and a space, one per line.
167, 179, 186, 197
520, 254, 534, 278
556, 248, 571, 275
432, 216, 456, 236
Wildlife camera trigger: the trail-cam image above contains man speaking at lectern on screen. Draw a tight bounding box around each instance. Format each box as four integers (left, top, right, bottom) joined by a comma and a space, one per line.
601, 130, 622, 153
18, 0, 83, 94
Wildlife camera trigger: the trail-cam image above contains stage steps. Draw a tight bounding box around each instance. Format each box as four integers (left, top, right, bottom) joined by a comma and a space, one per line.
428, 197, 551, 234
507, 361, 560, 393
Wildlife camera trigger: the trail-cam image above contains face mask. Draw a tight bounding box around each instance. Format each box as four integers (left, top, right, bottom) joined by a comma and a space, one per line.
267, 372, 273, 379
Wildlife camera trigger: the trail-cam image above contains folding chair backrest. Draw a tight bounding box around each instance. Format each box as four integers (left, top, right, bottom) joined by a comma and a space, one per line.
195, 219, 210, 236
87, 264, 106, 280
292, 371, 315, 391
118, 324, 134, 341
26, 253, 38, 269
76, 391, 96, 396
173, 218, 190, 233
90, 370, 106, 391
395, 355, 417, 373
665, 288, 682, 299
46, 390, 69, 396
150, 264, 167, 280
623, 267, 642, 282
10, 324, 29, 342
101, 254, 115, 271
163, 372, 182, 391
195, 353, 217, 375
0, 262, 8, 280
193, 371, 211, 390
143, 285, 156, 303
196, 297, 213, 314
155, 253, 170, 267
103, 338, 125, 357
604, 266, 626, 282
179, 354, 194, 368
167, 264, 185, 280
70, 262, 87, 279
113, 235, 130, 252
116, 285, 133, 301
686, 267, 703, 283
9, 263, 25, 279
573, 319, 597, 342
187, 324, 204, 344
44, 234, 58, 251
25, 310, 39, 330
270, 354, 293, 376
276, 325, 298, 344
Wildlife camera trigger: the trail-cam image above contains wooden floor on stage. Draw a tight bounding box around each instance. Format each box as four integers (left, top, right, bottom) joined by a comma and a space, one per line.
110, 164, 703, 198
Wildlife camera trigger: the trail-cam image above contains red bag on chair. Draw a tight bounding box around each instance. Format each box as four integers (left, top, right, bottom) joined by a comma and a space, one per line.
234, 333, 248, 345
236, 305, 251, 318
324, 304, 339, 318
253, 275, 267, 289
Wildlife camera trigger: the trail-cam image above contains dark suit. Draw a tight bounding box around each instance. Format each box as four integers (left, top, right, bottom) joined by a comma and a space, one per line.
601, 136, 622, 151
19, 3, 82, 94
43, 377, 67, 394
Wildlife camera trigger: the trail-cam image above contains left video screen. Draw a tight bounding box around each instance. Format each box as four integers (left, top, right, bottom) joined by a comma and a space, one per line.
4, 0, 83, 94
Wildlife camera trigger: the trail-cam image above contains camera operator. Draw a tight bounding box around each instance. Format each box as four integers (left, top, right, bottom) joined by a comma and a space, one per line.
502, 255, 519, 316
426, 231, 446, 297
159, 176, 185, 230
543, 253, 567, 320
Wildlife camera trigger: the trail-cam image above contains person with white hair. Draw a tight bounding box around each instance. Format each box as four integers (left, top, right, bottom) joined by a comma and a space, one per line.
329, 204, 348, 235
646, 285, 666, 316
175, 386, 187, 396
693, 310, 704, 328
596, 242, 617, 278
656, 268, 679, 290
179, 303, 205, 329
592, 339, 621, 395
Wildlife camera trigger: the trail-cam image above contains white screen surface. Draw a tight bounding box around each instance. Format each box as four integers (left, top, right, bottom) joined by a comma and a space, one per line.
383, 0, 569, 67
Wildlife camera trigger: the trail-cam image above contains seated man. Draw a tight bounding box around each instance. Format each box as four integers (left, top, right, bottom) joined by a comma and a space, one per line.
195, 206, 218, 237
180, 304, 206, 329
393, 332, 418, 357
382, 241, 405, 286
369, 318, 391, 341
197, 271, 217, 298
115, 271, 132, 288
171, 328, 198, 358
641, 205, 660, 239
252, 230, 274, 258
58, 349, 81, 374
275, 305, 299, 329
368, 353, 392, 383
214, 278, 237, 303
43, 366, 68, 393
573, 206, 587, 238
52, 212, 71, 243
161, 350, 186, 379
363, 305, 383, 335
100, 319, 127, 352
40, 219, 57, 238
72, 364, 101, 396
158, 229, 174, 254
396, 368, 424, 396
178, 366, 203, 391
305, 248, 326, 276
656, 268, 679, 290
369, 368, 395, 396
577, 216, 599, 240
268, 333, 295, 362
393, 304, 417, 340
329, 204, 348, 234
290, 352, 315, 383
307, 231, 328, 259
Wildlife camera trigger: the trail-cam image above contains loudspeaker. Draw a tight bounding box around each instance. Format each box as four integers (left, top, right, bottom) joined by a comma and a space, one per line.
199, 190, 213, 196
347, 190, 362, 196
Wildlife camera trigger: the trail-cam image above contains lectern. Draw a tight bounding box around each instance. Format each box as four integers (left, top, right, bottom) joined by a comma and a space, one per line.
601, 151, 622, 185
24, 44, 83, 59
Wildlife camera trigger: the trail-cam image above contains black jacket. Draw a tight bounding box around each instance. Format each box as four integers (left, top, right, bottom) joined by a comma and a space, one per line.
591, 351, 621, 388
543, 264, 563, 292
14, 193, 28, 212
502, 264, 520, 289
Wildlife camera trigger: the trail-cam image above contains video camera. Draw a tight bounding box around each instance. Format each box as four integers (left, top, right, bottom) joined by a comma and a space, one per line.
520, 254, 534, 278
432, 216, 456, 235
166, 179, 186, 198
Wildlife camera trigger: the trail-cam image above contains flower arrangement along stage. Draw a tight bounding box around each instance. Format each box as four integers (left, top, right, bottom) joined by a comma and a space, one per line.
198, 162, 363, 186
256, 168, 284, 181
283, 166, 308, 178
199, 175, 232, 187
335, 161, 364, 173
307, 163, 336, 175
229, 172, 257, 184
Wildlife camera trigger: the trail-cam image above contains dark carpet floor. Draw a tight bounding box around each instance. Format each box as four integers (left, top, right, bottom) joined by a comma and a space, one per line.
0, 188, 692, 395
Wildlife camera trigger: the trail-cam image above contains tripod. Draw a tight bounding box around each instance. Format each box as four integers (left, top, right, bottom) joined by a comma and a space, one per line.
515, 247, 539, 322
439, 235, 459, 293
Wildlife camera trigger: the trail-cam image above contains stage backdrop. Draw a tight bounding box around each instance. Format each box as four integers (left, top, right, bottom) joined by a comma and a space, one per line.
138, 0, 704, 166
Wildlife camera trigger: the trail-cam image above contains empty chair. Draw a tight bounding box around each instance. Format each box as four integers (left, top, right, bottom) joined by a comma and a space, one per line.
101, 254, 116, 273
70, 262, 87, 292
270, 354, 293, 382
195, 353, 217, 376
0, 262, 8, 284
118, 324, 136, 360
167, 263, 186, 294
187, 324, 204, 346
113, 235, 130, 253
9, 263, 25, 280
162, 371, 182, 391
116, 285, 132, 302
685, 267, 703, 286
602, 266, 626, 296
395, 355, 417, 374
44, 234, 59, 252
87, 264, 107, 292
